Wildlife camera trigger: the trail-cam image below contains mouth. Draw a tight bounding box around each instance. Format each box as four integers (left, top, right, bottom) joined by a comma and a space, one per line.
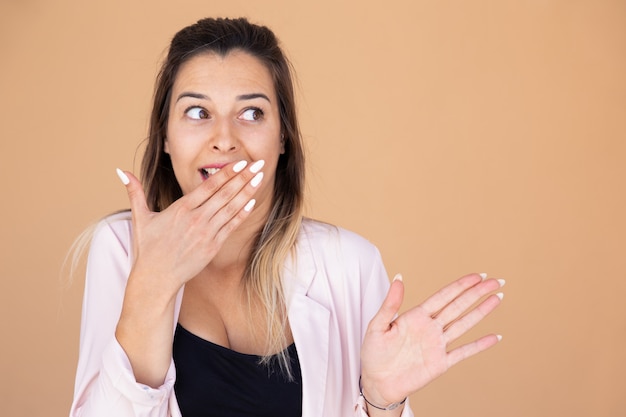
199, 167, 221, 180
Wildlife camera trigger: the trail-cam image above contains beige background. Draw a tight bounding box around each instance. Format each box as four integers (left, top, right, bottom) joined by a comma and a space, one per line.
1, 0, 624, 416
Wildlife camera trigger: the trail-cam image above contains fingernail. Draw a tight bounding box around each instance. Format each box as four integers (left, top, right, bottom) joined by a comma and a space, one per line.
393, 273, 403, 282
116, 168, 130, 185
233, 160, 248, 173
249, 160, 265, 173
497, 334, 503, 342
497, 279, 506, 287
496, 292, 504, 300
244, 199, 256, 212
250, 172, 263, 187
479, 273, 488, 280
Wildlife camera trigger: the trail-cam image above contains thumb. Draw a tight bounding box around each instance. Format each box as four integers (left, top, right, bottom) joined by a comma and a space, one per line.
116, 168, 149, 217
369, 274, 405, 332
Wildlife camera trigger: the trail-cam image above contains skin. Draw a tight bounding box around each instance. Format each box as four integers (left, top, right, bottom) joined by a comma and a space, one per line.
115, 50, 504, 416
360, 273, 503, 416
164, 51, 288, 354
115, 50, 285, 388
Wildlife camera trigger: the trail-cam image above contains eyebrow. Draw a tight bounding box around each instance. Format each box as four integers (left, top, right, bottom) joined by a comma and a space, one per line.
175, 92, 271, 103
176, 92, 208, 102
236, 93, 271, 103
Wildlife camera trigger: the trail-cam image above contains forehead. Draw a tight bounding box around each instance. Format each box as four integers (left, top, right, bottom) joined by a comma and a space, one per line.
172, 50, 276, 99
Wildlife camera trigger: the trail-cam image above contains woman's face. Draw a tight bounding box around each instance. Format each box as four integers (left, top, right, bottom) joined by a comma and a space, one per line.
165, 50, 283, 209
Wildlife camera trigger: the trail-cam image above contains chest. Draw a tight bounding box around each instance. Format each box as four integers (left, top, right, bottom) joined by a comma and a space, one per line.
177, 272, 293, 356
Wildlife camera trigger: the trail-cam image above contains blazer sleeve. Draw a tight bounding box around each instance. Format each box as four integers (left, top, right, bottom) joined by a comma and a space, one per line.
69, 216, 177, 417
354, 246, 414, 417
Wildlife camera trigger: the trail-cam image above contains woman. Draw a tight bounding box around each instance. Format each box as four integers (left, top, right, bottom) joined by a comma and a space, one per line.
70, 17, 504, 417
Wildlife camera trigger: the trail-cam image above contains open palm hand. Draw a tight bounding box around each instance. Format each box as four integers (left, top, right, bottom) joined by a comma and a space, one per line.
360, 273, 504, 407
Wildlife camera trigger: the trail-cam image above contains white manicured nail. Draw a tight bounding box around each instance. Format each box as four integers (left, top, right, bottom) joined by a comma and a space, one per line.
233, 160, 248, 173
244, 199, 256, 212
116, 168, 130, 185
250, 172, 263, 187
479, 273, 488, 280
393, 273, 403, 282
249, 160, 265, 173
496, 292, 504, 300
497, 334, 503, 342
497, 279, 506, 287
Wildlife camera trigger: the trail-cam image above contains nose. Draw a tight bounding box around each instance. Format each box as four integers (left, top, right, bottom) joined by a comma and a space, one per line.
209, 119, 239, 152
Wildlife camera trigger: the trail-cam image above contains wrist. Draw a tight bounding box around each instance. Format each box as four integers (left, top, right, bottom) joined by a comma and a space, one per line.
359, 376, 407, 412
127, 265, 181, 303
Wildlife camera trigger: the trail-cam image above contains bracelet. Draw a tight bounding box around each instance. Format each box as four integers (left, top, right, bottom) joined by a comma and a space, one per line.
359, 376, 407, 411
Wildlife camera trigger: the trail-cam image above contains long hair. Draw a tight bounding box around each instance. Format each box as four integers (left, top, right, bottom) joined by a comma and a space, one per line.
141, 17, 305, 375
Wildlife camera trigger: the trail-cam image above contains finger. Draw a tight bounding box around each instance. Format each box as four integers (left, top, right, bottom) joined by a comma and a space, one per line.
210, 197, 257, 248
420, 273, 485, 316
367, 275, 404, 333
184, 159, 263, 209
116, 169, 149, 217
433, 278, 504, 327
198, 173, 262, 242
196, 169, 263, 220
447, 333, 502, 368
444, 292, 504, 344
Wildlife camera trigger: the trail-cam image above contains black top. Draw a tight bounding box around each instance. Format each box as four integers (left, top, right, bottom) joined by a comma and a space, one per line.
173, 323, 303, 417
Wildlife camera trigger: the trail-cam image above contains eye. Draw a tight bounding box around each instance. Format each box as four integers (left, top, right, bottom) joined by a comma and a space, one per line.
240, 107, 264, 121
185, 106, 209, 120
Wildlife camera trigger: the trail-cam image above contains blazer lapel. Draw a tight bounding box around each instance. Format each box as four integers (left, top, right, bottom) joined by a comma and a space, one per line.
284, 227, 331, 417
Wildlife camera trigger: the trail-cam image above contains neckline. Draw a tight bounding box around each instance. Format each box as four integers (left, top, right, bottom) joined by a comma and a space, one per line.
175, 323, 296, 359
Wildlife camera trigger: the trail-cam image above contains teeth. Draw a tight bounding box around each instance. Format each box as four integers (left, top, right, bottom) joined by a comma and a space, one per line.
202, 167, 221, 176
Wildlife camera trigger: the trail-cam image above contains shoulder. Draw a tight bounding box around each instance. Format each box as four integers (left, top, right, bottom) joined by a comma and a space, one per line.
298, 218, 382, 264
89, 210, 133, 259
292, 219, 390, 315
80, 211, 134, 291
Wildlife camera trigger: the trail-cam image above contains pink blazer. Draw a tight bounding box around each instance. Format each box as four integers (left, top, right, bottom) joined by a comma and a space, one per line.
70, 213, 413, 416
